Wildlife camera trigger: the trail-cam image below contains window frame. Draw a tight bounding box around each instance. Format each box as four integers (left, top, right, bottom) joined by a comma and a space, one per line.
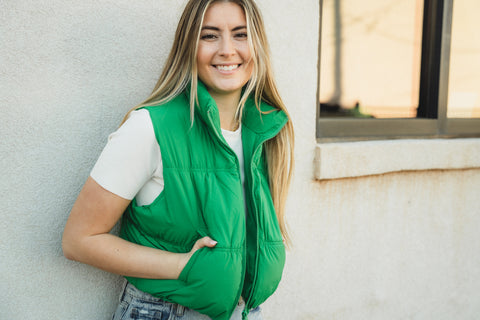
316, 0, 480, 140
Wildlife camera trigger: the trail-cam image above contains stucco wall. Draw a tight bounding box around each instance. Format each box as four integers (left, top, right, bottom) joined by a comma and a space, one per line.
269, 168, 480, 319
2, 1, 480, 319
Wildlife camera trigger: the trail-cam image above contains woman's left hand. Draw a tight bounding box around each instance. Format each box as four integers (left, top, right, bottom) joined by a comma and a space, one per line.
177, 236, 217, 278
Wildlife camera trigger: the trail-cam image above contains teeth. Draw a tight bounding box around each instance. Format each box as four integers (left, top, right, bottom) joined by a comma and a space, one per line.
216, 64, 239, 71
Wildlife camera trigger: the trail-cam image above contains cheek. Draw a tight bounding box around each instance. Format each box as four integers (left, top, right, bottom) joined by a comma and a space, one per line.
239, 46, 253, 72
196, 52, 207, 69
197, 46, 213, 68
245, 63, 254, 81
239, 43, 252, 61
244, 54, 254, 76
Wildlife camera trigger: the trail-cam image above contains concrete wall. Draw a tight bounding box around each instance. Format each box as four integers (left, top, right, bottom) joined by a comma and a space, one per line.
2, 1, 480, 319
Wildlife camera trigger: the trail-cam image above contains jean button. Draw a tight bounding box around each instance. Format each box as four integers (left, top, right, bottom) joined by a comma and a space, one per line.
238, 297, 245, 306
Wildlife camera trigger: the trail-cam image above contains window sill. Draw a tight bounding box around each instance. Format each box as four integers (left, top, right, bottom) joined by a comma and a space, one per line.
314, 138, 480, 180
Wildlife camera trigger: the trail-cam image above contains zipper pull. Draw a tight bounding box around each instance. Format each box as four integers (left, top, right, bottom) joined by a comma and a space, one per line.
242, 309, 248, 320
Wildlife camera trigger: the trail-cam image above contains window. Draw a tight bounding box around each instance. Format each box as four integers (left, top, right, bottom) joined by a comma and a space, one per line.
317, 0, 480, 139
447, 0, 480, 118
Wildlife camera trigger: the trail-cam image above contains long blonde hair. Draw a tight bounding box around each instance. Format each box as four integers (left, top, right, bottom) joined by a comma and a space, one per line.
123, 0, 294, 245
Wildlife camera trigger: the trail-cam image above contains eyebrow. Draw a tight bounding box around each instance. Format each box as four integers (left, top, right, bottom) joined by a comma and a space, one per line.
201, 25, 247, 32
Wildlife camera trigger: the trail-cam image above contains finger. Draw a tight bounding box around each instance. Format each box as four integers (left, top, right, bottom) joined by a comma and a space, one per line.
193, 236, 217, 251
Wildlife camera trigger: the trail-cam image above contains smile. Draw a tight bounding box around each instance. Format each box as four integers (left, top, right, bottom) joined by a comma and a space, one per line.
214, 64, 240, 71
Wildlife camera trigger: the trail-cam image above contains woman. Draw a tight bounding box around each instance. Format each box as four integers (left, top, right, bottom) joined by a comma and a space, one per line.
62, 0, 294, 319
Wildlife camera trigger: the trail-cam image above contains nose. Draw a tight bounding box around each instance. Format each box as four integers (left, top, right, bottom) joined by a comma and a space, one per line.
218, 36, 236, 57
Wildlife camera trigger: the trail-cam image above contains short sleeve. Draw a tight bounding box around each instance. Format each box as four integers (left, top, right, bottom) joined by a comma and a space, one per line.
90, 109, 162, 200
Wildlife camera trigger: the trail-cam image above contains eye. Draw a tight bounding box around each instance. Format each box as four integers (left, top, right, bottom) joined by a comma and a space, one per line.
201, 33, 218, 40
235, 32, 248, 39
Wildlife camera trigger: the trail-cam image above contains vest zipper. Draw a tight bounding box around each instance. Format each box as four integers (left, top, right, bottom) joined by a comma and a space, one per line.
242, 141, 264, 320
206, 110, 283, 319
206, 110, 247, 317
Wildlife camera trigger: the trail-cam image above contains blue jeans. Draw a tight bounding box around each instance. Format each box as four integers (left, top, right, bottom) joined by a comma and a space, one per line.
112, 281, 263, 320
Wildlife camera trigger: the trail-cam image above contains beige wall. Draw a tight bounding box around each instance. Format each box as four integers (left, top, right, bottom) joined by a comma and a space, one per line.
267, 168, 480, 319
1, 1, 480, 319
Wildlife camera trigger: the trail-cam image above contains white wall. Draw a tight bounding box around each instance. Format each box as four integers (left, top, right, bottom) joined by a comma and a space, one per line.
1, 1, 187, 318
2, 1, 480, 319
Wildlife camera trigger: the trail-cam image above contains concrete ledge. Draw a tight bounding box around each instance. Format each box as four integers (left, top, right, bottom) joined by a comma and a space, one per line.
314, 138, 480, 180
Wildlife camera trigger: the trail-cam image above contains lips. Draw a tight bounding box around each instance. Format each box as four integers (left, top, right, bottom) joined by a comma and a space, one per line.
214, 64, 240, 71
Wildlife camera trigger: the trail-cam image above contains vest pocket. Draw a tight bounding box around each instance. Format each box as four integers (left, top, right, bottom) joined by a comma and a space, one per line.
178, 247, 203, 283
174, 247, 243, 318
249, 241, 285, 306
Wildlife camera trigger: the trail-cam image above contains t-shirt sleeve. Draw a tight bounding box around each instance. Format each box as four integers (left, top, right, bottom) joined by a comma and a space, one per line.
90, 109, 161, 200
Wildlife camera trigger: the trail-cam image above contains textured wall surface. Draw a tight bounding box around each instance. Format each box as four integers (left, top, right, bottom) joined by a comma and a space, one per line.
267, 169, 480, 320
1, 1, 187, 319
2, 1, 480, 320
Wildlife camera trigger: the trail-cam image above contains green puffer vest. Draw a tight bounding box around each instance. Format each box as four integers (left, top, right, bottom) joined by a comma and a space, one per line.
119, 82, 288, 320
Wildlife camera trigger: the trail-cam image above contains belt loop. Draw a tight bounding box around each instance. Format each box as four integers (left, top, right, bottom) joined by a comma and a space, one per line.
118, 279, 128, 302
175, 304, 185, 317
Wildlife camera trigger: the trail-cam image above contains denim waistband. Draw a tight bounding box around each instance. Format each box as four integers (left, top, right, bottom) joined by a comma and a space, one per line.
120, 281, 186, 316
119, 280, 258, 319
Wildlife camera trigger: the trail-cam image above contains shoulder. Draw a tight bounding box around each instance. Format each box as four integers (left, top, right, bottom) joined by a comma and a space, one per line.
140, 94, 191, 134
142, 94, 190, 118
116, 109, 156, 145
90, 109, 161, 200
123, 108, 153, 129
96, 109, 159, 166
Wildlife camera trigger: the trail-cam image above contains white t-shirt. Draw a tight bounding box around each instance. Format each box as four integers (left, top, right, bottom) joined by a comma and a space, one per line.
91, 109, 245, 206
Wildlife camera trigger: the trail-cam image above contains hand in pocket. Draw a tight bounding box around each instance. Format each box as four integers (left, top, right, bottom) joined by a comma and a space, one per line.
177, 236, 217, 278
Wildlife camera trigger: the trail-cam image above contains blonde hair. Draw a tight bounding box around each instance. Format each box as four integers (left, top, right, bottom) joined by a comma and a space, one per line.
122, 0, 294, 245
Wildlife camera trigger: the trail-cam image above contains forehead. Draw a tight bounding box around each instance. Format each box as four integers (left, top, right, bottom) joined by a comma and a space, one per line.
202, 2, 246, 27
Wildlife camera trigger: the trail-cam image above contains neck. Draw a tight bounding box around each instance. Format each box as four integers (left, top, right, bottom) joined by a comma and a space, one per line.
209, 90, 242, 131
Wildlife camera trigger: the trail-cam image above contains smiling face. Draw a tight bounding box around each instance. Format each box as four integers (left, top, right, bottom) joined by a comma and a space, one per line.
197, 1, 254, 99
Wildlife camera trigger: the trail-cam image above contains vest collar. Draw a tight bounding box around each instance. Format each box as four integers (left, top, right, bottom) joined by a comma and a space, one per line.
186, 80, 288, 139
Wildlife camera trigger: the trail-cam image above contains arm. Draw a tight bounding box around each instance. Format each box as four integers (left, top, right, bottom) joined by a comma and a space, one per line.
62, 176, 216, 279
